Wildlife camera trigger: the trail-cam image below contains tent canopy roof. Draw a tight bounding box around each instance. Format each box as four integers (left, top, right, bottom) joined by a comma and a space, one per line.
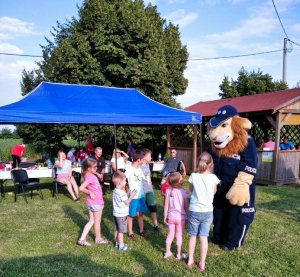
0, 82, 201, 125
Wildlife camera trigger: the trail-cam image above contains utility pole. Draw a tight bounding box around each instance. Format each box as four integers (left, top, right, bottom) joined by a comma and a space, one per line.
282, 37, 288, 83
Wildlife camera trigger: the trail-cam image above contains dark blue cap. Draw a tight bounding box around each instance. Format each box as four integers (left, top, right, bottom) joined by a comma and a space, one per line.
209, 105, 238, 128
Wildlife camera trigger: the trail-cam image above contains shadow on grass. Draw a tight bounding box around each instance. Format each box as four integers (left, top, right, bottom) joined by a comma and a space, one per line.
62, 205, 114, 241
0, 254, 133, 277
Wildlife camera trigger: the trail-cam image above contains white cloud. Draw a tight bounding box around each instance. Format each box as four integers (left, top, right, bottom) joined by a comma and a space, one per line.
165, 9, 198, 28
0, 43, 23, 54
143, 0, 158, 6
289, 22, 300, 34
0, 17, 39, 42
167, 0, 187, 4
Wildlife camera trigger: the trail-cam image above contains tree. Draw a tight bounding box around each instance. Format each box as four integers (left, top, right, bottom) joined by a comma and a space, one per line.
19, 0, 188, 153
219, 67, 288, 98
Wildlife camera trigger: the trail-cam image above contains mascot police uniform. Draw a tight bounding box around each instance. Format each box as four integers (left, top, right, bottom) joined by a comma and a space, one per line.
208, 105, 257, 250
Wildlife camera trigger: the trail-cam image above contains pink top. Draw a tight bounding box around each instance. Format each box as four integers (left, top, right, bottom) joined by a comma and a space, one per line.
84, 173, 104, 206
165, 188, 189, 221
263, 140, 275, 150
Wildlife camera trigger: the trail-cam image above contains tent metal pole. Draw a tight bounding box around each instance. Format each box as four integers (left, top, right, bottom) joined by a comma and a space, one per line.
114, 124, 118, 170
77, 125, 80, 150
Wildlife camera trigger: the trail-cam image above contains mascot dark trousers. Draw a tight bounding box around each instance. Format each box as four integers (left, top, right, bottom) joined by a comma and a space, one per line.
213, 183, 256, 249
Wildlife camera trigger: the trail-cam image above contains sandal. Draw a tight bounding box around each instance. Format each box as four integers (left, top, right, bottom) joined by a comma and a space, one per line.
128, 233, 136, 241
198, 262, 205, 272
95, 238, 109, 244
77, 239, 92, 247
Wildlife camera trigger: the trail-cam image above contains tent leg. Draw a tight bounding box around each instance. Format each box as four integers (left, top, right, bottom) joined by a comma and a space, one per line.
114, 124, 118, 170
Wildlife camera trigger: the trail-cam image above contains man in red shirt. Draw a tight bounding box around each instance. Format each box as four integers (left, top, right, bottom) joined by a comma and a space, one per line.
11, 144, 26, 168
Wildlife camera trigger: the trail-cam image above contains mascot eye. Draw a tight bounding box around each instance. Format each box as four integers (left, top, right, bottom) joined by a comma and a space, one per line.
221, 122, 228, 128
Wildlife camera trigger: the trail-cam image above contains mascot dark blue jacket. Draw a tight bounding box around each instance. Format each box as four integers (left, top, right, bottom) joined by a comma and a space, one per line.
208, 105, 257, 250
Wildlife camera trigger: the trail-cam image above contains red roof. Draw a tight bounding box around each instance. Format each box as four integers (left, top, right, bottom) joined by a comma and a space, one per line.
185, 88, 300, 117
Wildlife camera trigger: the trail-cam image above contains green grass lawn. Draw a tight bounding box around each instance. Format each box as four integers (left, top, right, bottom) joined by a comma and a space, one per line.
0, 179, 299, 277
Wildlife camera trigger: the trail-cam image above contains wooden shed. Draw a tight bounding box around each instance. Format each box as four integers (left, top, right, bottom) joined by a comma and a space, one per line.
185, 88, 300, 185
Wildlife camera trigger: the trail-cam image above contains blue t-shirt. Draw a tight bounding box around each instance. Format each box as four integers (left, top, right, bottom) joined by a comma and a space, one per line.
280, 141, 294, 150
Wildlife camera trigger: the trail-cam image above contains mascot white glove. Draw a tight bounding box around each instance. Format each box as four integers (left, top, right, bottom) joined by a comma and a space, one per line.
226, 171, 254, 206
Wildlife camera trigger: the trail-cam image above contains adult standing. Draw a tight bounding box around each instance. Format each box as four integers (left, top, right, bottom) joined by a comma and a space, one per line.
86, 134, 95, 156
90, 147, 106, 182
126, 138, 136, 162
11, 143, 26, 168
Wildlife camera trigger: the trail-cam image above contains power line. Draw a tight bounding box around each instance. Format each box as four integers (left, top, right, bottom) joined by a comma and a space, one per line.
271, 0, 289, 39
188, 49, 283, 61
1, 47, 298, 62
0, 52, 43, 58
271, 0, 300, 48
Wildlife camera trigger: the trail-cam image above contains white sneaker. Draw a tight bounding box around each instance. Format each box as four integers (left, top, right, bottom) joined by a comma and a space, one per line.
176, 252, 187, 260
164, 252, 173, 259
77, 240, 92, 247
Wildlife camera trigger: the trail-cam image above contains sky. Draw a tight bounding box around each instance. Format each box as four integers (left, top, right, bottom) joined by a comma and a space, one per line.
0, 0, 300, 113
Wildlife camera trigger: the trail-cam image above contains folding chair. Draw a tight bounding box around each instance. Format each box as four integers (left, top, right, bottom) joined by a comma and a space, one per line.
11, 169, 44, 203
102, 173, 113, 194
52, 168, 66, 198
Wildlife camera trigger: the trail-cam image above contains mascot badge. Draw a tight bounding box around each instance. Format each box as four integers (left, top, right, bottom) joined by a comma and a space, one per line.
209, 105, 257, 250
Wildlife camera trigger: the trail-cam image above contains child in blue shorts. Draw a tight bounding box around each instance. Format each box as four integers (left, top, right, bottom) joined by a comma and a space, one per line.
125, 150, 147, 240
186, 152, 220, 272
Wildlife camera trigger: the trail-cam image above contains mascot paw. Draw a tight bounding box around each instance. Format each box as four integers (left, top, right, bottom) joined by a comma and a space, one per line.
226, 184, 250, 206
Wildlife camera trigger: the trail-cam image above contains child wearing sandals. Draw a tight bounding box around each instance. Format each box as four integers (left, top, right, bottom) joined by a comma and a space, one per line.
164, 172, 189, 260
112, 171, 136, 252
186, 152, 219, 272
78, 158, 108, 246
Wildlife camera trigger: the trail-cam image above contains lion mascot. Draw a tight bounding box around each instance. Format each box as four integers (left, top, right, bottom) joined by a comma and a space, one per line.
208, 105, 257, 250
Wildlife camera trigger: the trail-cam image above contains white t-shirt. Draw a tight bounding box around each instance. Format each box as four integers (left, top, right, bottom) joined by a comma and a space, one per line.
141, 164, 153, 194
113, 188, 129, 217
111, 156, 126, 170
55, 159, 71, 175
189, 172, 220, 212
125, 166, 144, 199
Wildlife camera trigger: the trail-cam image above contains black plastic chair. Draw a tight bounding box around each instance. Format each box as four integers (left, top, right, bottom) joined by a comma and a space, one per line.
11, 169, 44, 203
52, 168, 66, 198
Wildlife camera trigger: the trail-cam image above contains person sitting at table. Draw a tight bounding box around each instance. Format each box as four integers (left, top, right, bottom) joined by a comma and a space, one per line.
262, 136, 275, 151
67, 147, 77, 164
90, 147, 106, 181
54, 150, 80, 201
77, 148, 88, 162
111, 148, 129, 172
280, 137, 295, 151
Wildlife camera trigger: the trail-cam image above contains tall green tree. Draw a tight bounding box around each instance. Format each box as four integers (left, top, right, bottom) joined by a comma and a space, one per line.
219, 67, 288, 98
19, 0, 188, 153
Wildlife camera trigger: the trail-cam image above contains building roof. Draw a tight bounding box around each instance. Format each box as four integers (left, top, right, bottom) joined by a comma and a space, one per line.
185, 88, 300, 117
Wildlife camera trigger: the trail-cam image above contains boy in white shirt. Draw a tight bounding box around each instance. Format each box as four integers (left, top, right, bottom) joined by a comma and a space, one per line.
125, 150, 147, 240
112, 171, 135, 252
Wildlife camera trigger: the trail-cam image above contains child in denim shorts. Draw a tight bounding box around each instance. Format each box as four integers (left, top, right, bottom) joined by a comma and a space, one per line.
78, 158, 108, 247
186, 152, 220, 272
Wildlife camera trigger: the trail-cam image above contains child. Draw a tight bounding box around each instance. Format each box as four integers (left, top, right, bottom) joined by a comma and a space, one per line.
141, 148, 160, 232
186, 152, 220, 272
112, 171, 136, 252
164, 172, 189, 260
125, 150, 147, 240
78, 158, 108, 246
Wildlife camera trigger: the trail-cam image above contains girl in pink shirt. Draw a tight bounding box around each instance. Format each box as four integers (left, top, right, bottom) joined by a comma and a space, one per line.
164, 172, 189, 260
78, 158, 108, 246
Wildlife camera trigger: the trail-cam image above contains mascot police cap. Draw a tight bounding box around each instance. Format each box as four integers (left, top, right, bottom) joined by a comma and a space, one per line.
209, 105, 238, 128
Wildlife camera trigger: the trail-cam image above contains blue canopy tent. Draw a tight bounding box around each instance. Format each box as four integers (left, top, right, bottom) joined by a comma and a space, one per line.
0, 82, 202, 170
0, 82, 201, 125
